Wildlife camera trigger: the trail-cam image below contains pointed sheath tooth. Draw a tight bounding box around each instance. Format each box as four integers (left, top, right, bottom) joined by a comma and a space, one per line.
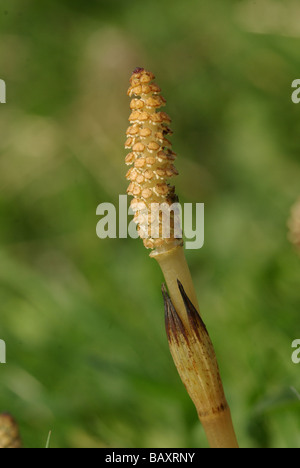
162, 282, 229, 422
162, 284, 188, 345
177, 280, 208, 341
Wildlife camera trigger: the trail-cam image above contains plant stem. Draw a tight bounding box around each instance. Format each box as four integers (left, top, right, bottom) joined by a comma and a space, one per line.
200, 408, 238, 448
125, 68, 238, 448
151, 245, 199, 328
158, 247, 239, 449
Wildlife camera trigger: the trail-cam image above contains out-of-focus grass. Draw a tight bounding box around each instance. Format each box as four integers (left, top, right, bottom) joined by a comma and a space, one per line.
0, 0, 300, 448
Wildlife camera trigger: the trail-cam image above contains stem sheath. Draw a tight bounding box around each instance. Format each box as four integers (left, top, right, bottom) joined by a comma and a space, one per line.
158, 246, 239, 449
151, 245, 199, 328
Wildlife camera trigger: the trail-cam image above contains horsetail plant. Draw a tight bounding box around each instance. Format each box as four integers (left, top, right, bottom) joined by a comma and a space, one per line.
125, 67, 239, 448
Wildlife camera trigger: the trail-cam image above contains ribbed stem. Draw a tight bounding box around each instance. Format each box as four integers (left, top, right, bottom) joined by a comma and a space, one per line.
200, 407, 239, 448
159, 248, 239, 449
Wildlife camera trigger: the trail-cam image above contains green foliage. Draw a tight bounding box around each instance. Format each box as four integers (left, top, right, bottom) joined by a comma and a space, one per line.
0, 0, 299, 448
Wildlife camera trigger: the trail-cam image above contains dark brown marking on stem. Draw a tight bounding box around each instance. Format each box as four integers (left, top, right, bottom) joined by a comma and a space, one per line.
162, 284, 188, 345
177, 279, 209, 341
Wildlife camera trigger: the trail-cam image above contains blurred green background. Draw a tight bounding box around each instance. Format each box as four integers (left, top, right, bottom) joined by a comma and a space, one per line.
0, 0, 300, 448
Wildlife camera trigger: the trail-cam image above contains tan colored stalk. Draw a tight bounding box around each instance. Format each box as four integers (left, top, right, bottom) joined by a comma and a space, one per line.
125, 67, 238, 448
163, 282, 238, 448
151, 245, 199, 328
